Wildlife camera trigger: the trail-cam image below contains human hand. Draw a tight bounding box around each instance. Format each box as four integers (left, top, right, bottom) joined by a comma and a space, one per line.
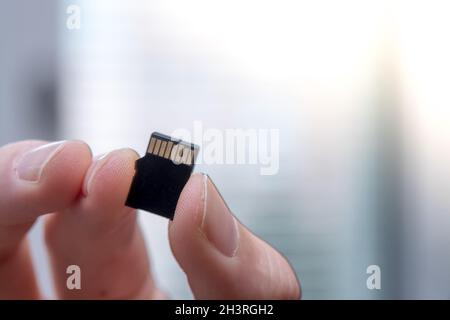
0, 140, 300, 299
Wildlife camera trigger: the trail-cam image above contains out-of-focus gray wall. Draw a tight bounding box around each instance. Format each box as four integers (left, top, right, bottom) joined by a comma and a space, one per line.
0, 0, 59, 298
0, 0, 59, 144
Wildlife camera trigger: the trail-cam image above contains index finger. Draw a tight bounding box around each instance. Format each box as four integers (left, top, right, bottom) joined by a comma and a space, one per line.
0, 140, 91, 299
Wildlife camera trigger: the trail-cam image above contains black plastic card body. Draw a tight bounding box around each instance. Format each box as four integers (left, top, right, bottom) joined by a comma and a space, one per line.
126, 132, 199, 220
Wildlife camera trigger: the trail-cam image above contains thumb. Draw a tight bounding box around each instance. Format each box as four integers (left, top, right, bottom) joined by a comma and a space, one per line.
169, 173, 300, 299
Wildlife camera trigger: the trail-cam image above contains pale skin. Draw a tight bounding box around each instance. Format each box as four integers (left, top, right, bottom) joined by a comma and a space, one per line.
0, 140, 300, 299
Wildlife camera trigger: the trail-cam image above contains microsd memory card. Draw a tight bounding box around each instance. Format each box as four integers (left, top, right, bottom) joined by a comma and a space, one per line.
125, 132, 199, 219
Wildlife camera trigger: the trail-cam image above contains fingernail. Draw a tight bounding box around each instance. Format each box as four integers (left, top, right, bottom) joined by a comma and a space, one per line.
201, 174, 239, 257
82, 152, 110, 196
14, 141, 66, 182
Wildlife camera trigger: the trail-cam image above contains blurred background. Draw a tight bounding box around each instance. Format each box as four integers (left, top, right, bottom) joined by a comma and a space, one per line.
1, 0, 449, 299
